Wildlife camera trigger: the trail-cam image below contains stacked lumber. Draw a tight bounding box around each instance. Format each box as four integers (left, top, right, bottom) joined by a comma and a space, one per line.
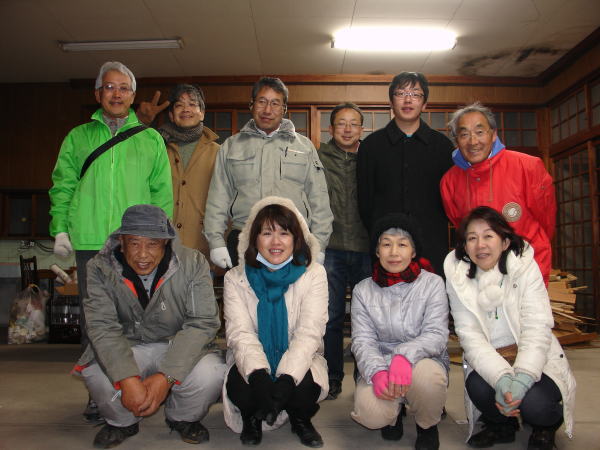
548, 269, 597, 345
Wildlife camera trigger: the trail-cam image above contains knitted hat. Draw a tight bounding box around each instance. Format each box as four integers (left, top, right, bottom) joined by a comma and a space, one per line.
370, 213, 422, 259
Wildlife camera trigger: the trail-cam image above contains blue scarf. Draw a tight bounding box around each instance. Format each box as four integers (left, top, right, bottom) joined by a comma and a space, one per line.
245, 260, 306, 379
452, 137, 505, 170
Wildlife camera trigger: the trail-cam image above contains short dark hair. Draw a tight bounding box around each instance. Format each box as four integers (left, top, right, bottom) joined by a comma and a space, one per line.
330, 102, 364, 126
168, 84, 206, 112
251, 77, 289, 105
388, 72, 429, 103
454, 206, 525, 278
244, 204, 311, 268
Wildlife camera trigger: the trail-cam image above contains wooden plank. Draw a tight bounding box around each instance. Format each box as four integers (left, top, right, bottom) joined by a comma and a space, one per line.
548, 291, 577, 304
555, 331, 598, 346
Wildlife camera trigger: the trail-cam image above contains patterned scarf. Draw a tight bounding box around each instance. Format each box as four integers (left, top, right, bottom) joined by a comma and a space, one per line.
245, 261, 306, 379
158, 121, 204, 144
372, 257, 434, 287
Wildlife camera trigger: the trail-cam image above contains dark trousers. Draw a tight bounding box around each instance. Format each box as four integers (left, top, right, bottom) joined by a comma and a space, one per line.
75, 250, 99, 350
323, 248, 371, 381
226, 364, 321, 420
466, 370, 563, 428
226, 229, 242, 267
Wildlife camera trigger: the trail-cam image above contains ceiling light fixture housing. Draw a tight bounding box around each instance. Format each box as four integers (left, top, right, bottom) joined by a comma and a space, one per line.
332, 27, 456, 51
59, 38, 183, 52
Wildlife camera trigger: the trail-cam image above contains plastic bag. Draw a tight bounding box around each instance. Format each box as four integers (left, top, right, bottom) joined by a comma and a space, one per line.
8, 284, 49, 344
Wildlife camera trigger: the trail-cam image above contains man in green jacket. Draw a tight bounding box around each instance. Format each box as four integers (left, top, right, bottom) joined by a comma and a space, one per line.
49, 60, 173, 422
318, 103, 371, 400
76, 204, 225, 448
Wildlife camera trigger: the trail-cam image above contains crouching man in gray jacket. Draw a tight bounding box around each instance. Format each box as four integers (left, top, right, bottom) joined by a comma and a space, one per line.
74, 204, 225, 448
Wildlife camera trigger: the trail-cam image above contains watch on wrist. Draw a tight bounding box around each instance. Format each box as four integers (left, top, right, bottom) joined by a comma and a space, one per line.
164, 374, 177, 385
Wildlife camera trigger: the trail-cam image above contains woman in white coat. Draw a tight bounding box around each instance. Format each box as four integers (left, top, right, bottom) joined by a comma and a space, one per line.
444, 206, 575, 450
222, 196, 329, 448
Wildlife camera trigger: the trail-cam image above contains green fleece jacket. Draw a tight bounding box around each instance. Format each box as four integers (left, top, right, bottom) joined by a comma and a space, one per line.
77, 234, 220, 384
49, 109, 173, 250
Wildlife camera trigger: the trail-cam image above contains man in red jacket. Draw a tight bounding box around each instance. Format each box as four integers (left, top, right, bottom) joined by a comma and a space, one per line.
440, 102, 556, 284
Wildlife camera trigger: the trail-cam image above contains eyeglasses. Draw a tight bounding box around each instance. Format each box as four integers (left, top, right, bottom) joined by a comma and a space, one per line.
253, 97, 285, 111
393, 91, 425, 100
100, 83, 133, 94
457, 128, 492, 141
333, 122, 362, 130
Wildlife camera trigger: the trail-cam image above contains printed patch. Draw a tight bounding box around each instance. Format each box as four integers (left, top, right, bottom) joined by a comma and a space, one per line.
502, 202, 522, 222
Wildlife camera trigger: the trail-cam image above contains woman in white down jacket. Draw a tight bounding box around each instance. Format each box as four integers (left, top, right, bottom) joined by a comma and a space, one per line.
351, 213, 449, 450
222, 196, 328, 448
444, 206, 575, 450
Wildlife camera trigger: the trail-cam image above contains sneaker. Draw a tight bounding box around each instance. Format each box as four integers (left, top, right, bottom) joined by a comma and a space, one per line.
415, 424, 439, 450
326, 379, 342, 400
165, 419, 209, 444
467, 418, 518, 448
83, 397, 105, 425
93, 423, 139, 448
528, 427, 556, 450
381, 413, 403, 441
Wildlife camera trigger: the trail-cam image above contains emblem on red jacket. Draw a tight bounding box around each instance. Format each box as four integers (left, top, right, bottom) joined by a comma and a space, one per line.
502, 202, 522, 222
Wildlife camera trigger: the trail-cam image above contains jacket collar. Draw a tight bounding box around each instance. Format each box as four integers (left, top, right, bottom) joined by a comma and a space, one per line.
91, 108, 140, 131
240, 118, 296, 140
385, 119, 431, 146
451, 137, 506, 170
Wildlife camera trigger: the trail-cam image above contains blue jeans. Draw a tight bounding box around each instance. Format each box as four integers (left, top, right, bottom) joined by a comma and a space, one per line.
323, 248, 372, 381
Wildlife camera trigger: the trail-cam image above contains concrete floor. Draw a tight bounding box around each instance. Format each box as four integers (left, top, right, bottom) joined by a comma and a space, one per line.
0, 340, 598, 450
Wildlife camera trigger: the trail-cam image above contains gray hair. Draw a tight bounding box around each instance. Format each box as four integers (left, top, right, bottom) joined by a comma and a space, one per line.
95, 61, 137, 92
251, 77, 288, 105
378, 227, 415, 249
448, 102, 497, 137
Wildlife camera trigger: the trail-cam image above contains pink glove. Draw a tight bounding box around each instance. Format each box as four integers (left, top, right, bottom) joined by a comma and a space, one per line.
371, 370, 389, 398
388, 354, 412, 386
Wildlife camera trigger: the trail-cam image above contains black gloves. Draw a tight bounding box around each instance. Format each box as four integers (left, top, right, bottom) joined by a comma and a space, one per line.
272, 374, 296, 412
248, 369, 277, 425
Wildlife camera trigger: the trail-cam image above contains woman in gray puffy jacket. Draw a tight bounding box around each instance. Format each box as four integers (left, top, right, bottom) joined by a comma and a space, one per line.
351, 213, 449, 450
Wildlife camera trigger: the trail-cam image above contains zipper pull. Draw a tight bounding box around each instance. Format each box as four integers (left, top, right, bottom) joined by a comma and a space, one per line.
161, 301, 166, 311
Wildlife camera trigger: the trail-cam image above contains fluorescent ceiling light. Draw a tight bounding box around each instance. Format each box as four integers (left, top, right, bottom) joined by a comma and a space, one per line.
332, 27, 456, 51
59, 39, 183, 52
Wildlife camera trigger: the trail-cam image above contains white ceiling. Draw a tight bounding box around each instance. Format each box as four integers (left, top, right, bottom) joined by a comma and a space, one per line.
1, 0, 598, 83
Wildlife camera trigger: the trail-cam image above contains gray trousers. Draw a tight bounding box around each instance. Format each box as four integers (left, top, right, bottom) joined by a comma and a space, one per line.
82, 343, 226, 427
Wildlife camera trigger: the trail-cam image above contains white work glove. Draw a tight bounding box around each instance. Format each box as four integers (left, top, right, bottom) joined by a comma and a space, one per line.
316, 251, 325, 265
210, 247, 233, 269
54, 232, 73, 257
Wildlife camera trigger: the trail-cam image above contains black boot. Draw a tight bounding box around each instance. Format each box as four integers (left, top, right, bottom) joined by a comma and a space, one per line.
165, 418, 209, 444
528, 418, 562, 450
289, 415, 323, 448
381, 412, 403, 441
415, 424, 439, 450
240, 414, 262, 446
83, 395, 105, 425
93, 423, 139, 449
326, 379, 342, 400
467, 417, 518, 448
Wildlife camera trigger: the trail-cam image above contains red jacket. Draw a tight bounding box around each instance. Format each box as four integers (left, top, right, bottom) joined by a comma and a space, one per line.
440, 149, 556, 284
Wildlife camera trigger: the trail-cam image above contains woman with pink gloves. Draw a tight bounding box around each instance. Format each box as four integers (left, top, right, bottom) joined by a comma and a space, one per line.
350, 213, 449, 450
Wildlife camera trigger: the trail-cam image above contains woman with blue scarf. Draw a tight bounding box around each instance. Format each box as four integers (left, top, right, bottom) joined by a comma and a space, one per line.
222, 196, 329, 448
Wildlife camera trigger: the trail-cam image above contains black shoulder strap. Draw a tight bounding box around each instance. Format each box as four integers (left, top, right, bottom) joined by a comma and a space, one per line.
79, 125, 147, 179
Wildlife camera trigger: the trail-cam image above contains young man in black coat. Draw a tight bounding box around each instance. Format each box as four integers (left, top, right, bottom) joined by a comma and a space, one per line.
357, 72, 453, 274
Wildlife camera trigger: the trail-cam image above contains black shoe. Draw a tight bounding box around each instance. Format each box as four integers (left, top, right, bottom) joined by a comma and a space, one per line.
326, 379, 342, 400
289, 416, 324, 448
381, 413, 403, 441
165, 419, 209, 444
415, 424, 439, 450
528, 427, 557, 450
240, 415, 262, 446
467, 418, 518, 448
83, 397, 105, 425
93, 423, 139, 449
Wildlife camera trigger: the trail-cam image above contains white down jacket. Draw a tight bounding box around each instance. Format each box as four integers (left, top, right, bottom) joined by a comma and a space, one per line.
444, 245, 576, 439
222, 196, 329, 433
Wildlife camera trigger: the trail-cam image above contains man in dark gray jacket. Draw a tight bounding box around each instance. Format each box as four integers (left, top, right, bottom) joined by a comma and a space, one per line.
319, 103, 371, 399
75, 204, 225, 448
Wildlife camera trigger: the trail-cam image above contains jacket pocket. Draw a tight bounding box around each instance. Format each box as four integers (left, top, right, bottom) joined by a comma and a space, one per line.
281, 149, 308, 185
227, 151, 256, 187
